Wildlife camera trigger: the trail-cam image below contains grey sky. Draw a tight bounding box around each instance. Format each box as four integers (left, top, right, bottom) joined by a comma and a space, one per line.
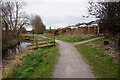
23, 0, 97, 30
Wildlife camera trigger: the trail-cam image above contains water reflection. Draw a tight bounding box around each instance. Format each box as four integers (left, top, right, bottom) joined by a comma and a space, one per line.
3, 42, 31, 59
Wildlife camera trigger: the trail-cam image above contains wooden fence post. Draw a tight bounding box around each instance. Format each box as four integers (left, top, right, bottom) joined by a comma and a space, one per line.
36, 39, 38, 49
54, 32, 55, 46
47, 38, 49, 46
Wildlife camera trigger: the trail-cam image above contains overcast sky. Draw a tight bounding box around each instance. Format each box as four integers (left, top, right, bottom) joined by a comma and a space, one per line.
22, 0, 98, 30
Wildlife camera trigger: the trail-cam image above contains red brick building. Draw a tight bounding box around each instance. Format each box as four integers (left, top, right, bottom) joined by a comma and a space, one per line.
47, 21, 103, 35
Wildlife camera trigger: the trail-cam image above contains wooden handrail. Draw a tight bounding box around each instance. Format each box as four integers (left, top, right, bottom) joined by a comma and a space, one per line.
27, 41, 54, 47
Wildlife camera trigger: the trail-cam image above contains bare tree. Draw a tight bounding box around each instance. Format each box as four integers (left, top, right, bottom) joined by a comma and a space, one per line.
31, 15, 45, 34
1, 1, 29, 38
88, 1, 120, 36
19, 27, 27, 33
1, 1, 29, 51
0, 1, 2, 38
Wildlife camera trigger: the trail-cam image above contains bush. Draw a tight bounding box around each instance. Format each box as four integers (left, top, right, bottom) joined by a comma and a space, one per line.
59, 30, 66, 35
62, 29, 66, 34
54, 30, 59, 35
118, 36, 120, 47
104, 41, 109, 45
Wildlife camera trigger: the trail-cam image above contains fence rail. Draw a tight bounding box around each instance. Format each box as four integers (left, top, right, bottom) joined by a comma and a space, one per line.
20, 35, 55, 50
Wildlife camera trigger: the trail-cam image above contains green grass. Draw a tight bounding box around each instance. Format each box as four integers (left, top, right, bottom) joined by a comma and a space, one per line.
5, 46, 59, 78
42, 34, 54, 38
29, 43, 55, 49
20, 33, 34, 37
75, 39, 119, 78
42, 34, 96, 43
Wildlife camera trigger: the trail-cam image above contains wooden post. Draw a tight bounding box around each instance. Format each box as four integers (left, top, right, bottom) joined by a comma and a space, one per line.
47, 38, 49, 46
98, 26, 100, 35
54, 28, 55, 46
36, 39, 38, 49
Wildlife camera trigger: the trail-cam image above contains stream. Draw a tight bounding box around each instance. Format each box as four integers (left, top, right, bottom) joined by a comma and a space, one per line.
3, 42, 32, 60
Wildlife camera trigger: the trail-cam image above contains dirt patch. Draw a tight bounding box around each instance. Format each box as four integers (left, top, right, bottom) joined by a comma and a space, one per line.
87, 43, 97, 48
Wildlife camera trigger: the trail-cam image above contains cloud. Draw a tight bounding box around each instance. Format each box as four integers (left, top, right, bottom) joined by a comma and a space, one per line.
23, 0, 90, 3
23, 0, 97, 30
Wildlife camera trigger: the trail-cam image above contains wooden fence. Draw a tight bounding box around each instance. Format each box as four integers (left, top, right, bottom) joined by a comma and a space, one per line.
28, 38, 55, 50
21, 35, 55, 50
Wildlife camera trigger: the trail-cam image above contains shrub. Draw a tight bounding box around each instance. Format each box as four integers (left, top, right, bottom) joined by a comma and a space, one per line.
62, 29, 66, 34
118, 36, 120, 47
54, 30, 59, 35
59, 31, 62, 35
59, 30, 66, 35
104, 41, 109, 45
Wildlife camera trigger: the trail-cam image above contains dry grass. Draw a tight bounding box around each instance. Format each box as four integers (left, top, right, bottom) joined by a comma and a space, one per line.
87, 39, 119, 62
75, 38, 119, 78
2, 32, 20, 50
2, 49, 33, 78
60, 29, 96, 38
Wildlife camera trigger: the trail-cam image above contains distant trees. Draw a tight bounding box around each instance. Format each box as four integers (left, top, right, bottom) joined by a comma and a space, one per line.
49, 26, 52, 31
88, 1, 120, 37
31, 15, 45, 34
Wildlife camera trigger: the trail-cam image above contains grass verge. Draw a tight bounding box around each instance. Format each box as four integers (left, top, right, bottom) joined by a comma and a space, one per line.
75, 39, 119, 78
5, 46, 59, 78
42, 34, 96, 43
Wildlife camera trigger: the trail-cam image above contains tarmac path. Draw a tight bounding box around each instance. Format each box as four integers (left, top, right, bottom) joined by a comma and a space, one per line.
41, 35, 103, 78
54, 39, 95, 78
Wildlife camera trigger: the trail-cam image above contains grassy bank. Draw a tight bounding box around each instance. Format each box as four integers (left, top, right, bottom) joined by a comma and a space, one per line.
5, 46, 59, 78
75, 39, 119, 78
42, 34, 96, 43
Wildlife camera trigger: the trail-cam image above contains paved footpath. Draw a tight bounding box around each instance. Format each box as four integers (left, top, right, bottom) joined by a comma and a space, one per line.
41, 35, 103, 78
54, 37, 104, 78
73, 37, 104, 45
54, 40, 95, 78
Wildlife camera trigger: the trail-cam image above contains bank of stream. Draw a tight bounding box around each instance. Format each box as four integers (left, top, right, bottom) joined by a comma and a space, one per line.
3, 42, 31, 60
2, 41, 32, 77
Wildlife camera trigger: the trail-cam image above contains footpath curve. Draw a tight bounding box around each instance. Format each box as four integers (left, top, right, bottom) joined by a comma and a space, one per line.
41, 35, 103, 78
54, 39, 95, 78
